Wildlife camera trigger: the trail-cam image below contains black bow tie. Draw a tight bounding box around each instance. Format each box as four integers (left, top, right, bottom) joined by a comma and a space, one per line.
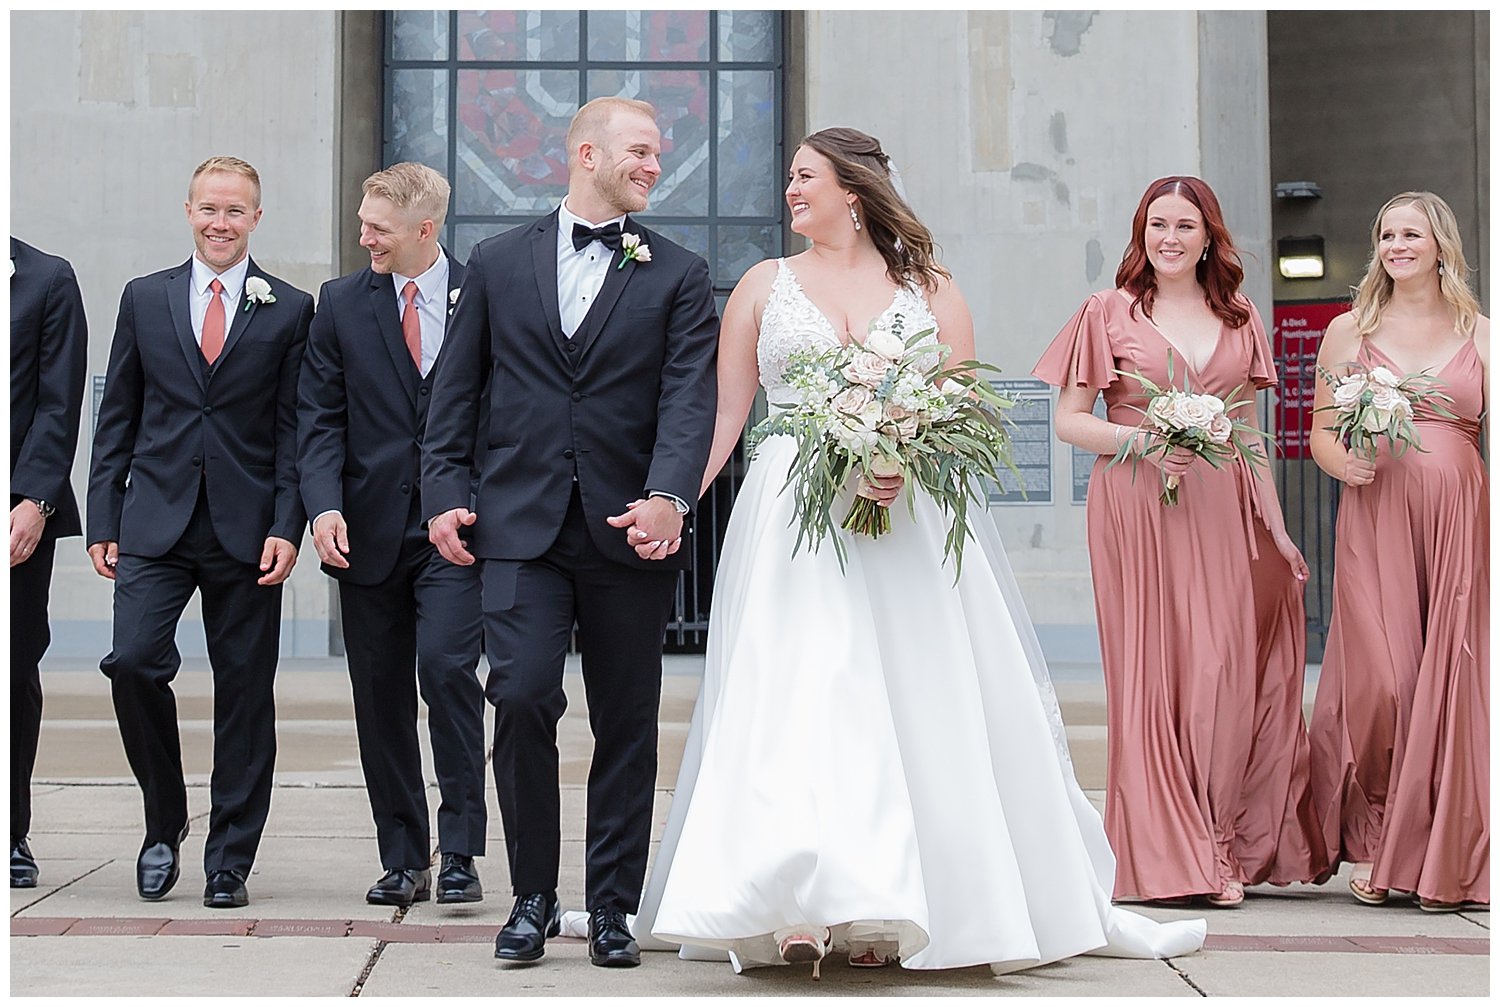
571, 221, 623, 252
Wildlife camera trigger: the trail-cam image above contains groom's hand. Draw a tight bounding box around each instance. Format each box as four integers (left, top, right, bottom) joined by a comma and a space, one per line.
429, 507, 478, 566
607, 498, 682, 560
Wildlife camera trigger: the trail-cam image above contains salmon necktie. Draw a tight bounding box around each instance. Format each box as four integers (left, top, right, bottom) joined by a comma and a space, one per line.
402, 280, 422, 371
202, 278, 226, 364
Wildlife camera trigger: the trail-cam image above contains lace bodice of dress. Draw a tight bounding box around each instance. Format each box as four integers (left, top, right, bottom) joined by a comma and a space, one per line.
757, 258, 941, 406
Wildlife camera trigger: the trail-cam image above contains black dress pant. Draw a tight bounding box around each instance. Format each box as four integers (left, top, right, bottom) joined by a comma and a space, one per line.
339, 508, 486, 870
11, 537, 56, 845
482, 486, 676, 911
100, 487, 281, 876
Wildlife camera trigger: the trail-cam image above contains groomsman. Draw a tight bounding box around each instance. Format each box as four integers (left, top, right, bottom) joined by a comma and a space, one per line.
298, 162, 487, 907
87, 157, 313, 909
10, 238, 89, 888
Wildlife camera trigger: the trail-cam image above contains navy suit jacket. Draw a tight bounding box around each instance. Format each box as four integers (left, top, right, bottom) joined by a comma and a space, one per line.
297, 254, 470, 585
87, 256, 313, 565
10, 237, 88, 540
422, 212, 719, 572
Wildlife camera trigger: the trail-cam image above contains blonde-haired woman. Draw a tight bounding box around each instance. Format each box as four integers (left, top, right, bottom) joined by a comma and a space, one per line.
1307, 191, 1489, 911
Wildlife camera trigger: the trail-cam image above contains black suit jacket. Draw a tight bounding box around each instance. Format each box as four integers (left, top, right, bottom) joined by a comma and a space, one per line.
87, 257, 313, 565
423, 211, 718, 571
11, 238, 88, 540
297, 254, 468, 585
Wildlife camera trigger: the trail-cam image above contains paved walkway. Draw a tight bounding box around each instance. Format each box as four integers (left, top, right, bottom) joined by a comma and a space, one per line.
10, 657, 1489, 996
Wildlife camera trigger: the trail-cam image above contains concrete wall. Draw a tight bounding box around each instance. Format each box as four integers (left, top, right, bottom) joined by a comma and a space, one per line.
1267, 11, 1490, 306
11, 11, 341, 656
803, 11, 1272, 654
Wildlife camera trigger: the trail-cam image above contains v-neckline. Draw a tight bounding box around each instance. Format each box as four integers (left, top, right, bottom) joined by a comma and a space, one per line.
1116, 289, 1225, 381
782, 259, 900, 349
1362, 336, 1472, 379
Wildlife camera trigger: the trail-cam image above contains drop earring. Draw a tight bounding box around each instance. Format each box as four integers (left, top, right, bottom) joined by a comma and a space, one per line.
849, 204, 862, 231
1438, 260, 1445, 275
1200, 246, 1209, 262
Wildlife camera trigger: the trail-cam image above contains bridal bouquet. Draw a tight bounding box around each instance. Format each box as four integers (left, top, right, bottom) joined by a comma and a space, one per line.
1110, 353, 1266, 506
748, 313, 1019, 575
1314, 361, 1454, 459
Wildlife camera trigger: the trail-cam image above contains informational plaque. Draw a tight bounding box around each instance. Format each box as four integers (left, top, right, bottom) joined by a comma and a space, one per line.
1272, 300, 1350, 460
987, 379, 1052, 505
1071, 397, 1110, 503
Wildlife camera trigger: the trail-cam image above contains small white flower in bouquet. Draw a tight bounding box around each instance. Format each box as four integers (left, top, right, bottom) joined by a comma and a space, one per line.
1111, 351, 1267, 506
749, 313, 1020, 576
1315, 361, 1455, 460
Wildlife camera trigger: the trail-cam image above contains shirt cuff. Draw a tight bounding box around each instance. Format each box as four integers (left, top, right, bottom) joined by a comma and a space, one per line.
647, 491, 690, 515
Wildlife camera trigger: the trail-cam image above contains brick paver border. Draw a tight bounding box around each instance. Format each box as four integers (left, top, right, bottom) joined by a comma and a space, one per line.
9, 918, 1490, 955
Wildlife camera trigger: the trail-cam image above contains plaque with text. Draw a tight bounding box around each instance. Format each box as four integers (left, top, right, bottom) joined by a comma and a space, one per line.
988, 379, 1052, 505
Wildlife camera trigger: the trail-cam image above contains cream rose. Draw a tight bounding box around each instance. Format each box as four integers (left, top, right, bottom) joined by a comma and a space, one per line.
1368, 365, 1401, 388
1360, 406, 1393, 433
1369, 385, 1404, 413
1207, 413, 1234, 445
1173, 395, 1217, 431
830, 385, 874, 416
1332, 374, 1369, 410
841, 351, 891, 389
864, 326, 905, 361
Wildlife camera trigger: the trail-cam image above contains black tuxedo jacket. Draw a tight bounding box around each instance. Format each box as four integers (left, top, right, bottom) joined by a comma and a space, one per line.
87, 256, 313, 565
11, 238, 88, 540
297, 254, 468, 585
423, 211, 718, 571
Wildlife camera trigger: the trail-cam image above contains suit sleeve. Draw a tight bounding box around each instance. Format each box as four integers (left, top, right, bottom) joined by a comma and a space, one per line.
644, 255, 719, 512
270, 291, 313, 544
11, 257, 88, 508
297, 283, 347, 522
86, 283, 145, 546
422, 242, 491, 522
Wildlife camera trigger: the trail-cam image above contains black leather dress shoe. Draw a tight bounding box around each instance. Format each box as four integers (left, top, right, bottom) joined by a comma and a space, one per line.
11, 839, 38, 889
493, 891, 560, 962
435, 854, 482, 904
366, 868, 432, 907
137, 823, 189, 901
588, 906, 640, 968
203, 869, 248, 909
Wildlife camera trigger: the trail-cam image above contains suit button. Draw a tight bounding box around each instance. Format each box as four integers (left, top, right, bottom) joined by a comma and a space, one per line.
571, 392, 582, 402
420, 387, 430, 396
191, 456, 201, 466
202, 406, 213, 415
563, 449, 575, 460
565, 342, 576, 353
400, 483, 410, 494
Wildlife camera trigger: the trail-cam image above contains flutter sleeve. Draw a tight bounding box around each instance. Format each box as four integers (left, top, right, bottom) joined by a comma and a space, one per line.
1245, 300, 1278, 390
1033, 292, 1119, 390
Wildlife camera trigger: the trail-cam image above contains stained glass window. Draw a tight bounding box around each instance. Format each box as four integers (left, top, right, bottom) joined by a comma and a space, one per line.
385, 10, 784, 293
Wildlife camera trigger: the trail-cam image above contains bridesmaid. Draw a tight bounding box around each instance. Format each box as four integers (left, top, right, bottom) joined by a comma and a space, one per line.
1307, 191, 1489, 912
1034, 176, 1329, 906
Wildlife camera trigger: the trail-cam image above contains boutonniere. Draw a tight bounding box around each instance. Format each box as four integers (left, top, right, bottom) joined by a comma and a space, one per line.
243, 276, 276, 311
617, 232, 651, 270
448, 287, 460, 314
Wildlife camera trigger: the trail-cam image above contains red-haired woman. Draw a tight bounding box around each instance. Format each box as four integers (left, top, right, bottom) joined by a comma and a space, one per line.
1307, 192, 1489, 911
1034, 176, 1329, 906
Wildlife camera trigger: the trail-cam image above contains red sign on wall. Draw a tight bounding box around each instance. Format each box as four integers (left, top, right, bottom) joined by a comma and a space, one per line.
1272, 300, 1350, 460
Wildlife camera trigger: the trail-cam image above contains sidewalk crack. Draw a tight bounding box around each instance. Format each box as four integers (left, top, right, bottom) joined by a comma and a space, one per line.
10, 859, 114, 915
1164, 956, 1207, 996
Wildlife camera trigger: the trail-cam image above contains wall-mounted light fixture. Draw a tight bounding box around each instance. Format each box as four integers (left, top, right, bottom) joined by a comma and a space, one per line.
1277, 234, 1325, 279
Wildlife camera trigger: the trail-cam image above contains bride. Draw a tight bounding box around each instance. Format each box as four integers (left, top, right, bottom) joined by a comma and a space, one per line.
576, 127, 1206, 977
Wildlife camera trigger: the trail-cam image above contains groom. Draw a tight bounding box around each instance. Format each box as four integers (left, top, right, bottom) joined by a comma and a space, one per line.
423, 96, 718, 967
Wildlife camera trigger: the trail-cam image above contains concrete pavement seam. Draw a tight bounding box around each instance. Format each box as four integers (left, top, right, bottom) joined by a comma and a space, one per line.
8, 858, 116, 915
1163, 956, 1207, 997
349, 907, 404, 996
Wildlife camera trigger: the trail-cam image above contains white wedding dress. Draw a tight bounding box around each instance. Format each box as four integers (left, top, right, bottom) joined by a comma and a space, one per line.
563, 259, 1205, 974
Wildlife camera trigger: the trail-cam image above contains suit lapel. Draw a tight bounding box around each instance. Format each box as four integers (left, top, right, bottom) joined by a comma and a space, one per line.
529, 213, 570, 361
368, 269, 419, 405
214, 257, 264, 369
573, 216, 641, 363
164, 262, 207, 391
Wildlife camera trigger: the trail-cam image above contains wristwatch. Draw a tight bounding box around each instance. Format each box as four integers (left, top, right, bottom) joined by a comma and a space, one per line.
649, 491, 690, 515
27, 498, 55, 519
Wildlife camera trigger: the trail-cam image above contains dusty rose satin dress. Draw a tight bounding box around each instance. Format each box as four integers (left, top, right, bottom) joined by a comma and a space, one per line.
1035, 290, 1329, 900
1308, 337, 1489, 905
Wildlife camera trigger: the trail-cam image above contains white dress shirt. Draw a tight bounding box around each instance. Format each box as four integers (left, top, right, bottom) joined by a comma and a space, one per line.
391, 250, 451, 378
190, 255, 249, 345
556, 199, 626, 338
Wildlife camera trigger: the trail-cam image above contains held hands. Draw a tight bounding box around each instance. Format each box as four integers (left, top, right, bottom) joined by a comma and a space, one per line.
258, 537, 299, 585
311, 512, 352, 569
88, 541, 119, 580
429, 508, 477, 566
1340, 451, 1376, 487
607, 497, 683, 560
10, 502, 45, 567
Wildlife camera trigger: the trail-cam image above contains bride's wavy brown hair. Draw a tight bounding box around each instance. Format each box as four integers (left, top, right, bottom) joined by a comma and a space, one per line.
799, 127, 950, 292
